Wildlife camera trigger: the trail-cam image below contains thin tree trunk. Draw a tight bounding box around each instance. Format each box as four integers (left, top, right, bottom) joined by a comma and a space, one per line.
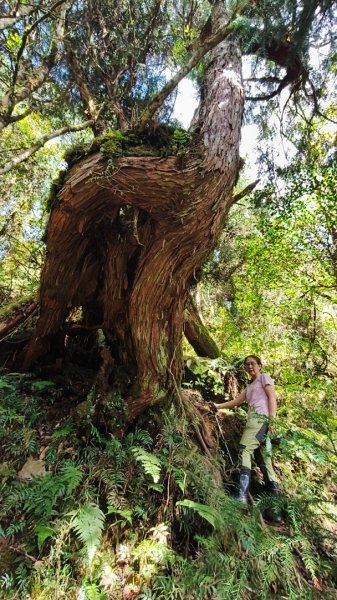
184, 296, 220, 359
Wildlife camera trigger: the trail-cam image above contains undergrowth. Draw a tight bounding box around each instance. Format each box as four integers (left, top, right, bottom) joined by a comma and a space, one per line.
0, 372, 336, 599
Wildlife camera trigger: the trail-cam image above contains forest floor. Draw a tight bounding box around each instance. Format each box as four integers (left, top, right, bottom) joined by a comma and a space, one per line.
0, 308, 336, 599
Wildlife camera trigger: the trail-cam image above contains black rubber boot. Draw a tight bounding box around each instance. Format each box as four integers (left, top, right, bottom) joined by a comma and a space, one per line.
265, 480, 281, 495
263, 480, 282, 523
234, 467, 251, 505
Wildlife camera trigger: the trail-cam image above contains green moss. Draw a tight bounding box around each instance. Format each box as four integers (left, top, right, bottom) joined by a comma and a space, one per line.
63, 143, 91, 167
45, 169, 68, 212
0, 295, 36, 319
94, 130, 128, 145
92, 130, 129, 156
64, 125, 194, 171
45, 126, 195, 215
75, 398, 94, 422
99, 139, 124, 155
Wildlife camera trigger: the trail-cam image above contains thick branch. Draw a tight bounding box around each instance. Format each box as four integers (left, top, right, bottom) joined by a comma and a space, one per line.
246, 76, 294, 101
0, 119, 94, 175
12, 0, 67, 94
245, 36, 308, 102
66, 44, 102, 133
138, 0, 163, 64
135, 9, 241, 132
0, 303, 37, 340
0, 108, 32, 132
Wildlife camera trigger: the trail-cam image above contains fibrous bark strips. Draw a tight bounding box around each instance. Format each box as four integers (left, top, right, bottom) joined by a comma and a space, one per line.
22, 3, 244, 421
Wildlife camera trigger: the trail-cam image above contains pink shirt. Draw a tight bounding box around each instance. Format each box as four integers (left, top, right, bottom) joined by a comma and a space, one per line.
245, 373, 274, 417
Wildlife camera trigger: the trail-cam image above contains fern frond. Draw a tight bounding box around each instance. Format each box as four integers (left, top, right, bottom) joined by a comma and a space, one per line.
107, 506, 133, 526
68, 503, 105, 563
172, 467, 187, 493
21, 472, 68, 519
126, 427, 153, 448
176, 500, 223, 529
131, 447, 162, 483
58, 461, 84, 496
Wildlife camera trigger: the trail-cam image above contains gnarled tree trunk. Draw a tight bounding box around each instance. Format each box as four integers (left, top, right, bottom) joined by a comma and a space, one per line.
21, 3, 244, 423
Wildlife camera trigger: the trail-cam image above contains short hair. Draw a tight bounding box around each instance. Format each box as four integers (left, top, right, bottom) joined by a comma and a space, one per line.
244, 354, 262, 367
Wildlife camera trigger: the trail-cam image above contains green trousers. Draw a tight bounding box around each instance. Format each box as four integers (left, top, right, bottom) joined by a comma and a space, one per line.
239, 415, 279, 483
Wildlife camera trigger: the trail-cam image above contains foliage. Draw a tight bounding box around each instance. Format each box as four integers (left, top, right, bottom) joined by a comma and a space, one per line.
68, 503, 105, 563
132, 447, 162, 484
183, 355, 239, 398
0, 369, 335, 598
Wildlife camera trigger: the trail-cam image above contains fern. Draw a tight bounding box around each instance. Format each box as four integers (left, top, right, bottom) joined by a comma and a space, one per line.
126, 427, 153, 447
172, 467, 187, 493
5, 519, 27, 536
176, 499, 223, 529
58, 461, 84, 495
132, 446, 162, 483
51, 421, 74, 439
298, 537, 319, 580
23, 472, 65, 519
68, 503, 105, 562
107, 506, 133, 526
0, 572, 14, 590
172, 128, 191, 146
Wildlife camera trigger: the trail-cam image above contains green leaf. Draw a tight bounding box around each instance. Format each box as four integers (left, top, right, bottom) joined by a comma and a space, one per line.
107, 506, 133, 526
36, 524, 55, 550
52, 422, 74, 439
131, 446, 162, 483
68, 503, 105, 563
59, 461, 84, 495
176, 500, 223, 529
31, 380, 55, 391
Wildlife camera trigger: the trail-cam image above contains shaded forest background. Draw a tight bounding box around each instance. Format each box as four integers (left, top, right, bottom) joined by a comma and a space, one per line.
0, 1, 337, 599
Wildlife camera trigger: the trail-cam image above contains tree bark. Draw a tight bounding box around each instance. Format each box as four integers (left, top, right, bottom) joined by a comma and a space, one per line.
21, 2, 244, 423
184, 297, 220, 359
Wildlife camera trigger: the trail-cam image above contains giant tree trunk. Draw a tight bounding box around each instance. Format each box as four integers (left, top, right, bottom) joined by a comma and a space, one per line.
21, 4, 244, 422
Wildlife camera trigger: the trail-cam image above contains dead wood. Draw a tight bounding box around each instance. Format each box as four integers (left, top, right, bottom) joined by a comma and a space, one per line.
0, 302, 37, 340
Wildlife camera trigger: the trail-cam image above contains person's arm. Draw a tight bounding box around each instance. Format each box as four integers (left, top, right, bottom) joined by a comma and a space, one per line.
264, 384, 277, 418
213, 390, 246, 411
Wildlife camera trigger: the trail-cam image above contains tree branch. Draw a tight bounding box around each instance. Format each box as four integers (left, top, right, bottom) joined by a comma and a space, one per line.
0, 119, 94, 175
0, 4, 37, 30
0, 1, 68, 127
306, 78, 337, 126
246, 76, 291, 101
0, 108, 32, 132
232, 179, 260, 203
135, 10, 240, 132
66, 44, 102, 133
11, 0, 67, 94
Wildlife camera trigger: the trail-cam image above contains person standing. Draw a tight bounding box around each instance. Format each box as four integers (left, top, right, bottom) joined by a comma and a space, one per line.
212, 355, 281, 521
